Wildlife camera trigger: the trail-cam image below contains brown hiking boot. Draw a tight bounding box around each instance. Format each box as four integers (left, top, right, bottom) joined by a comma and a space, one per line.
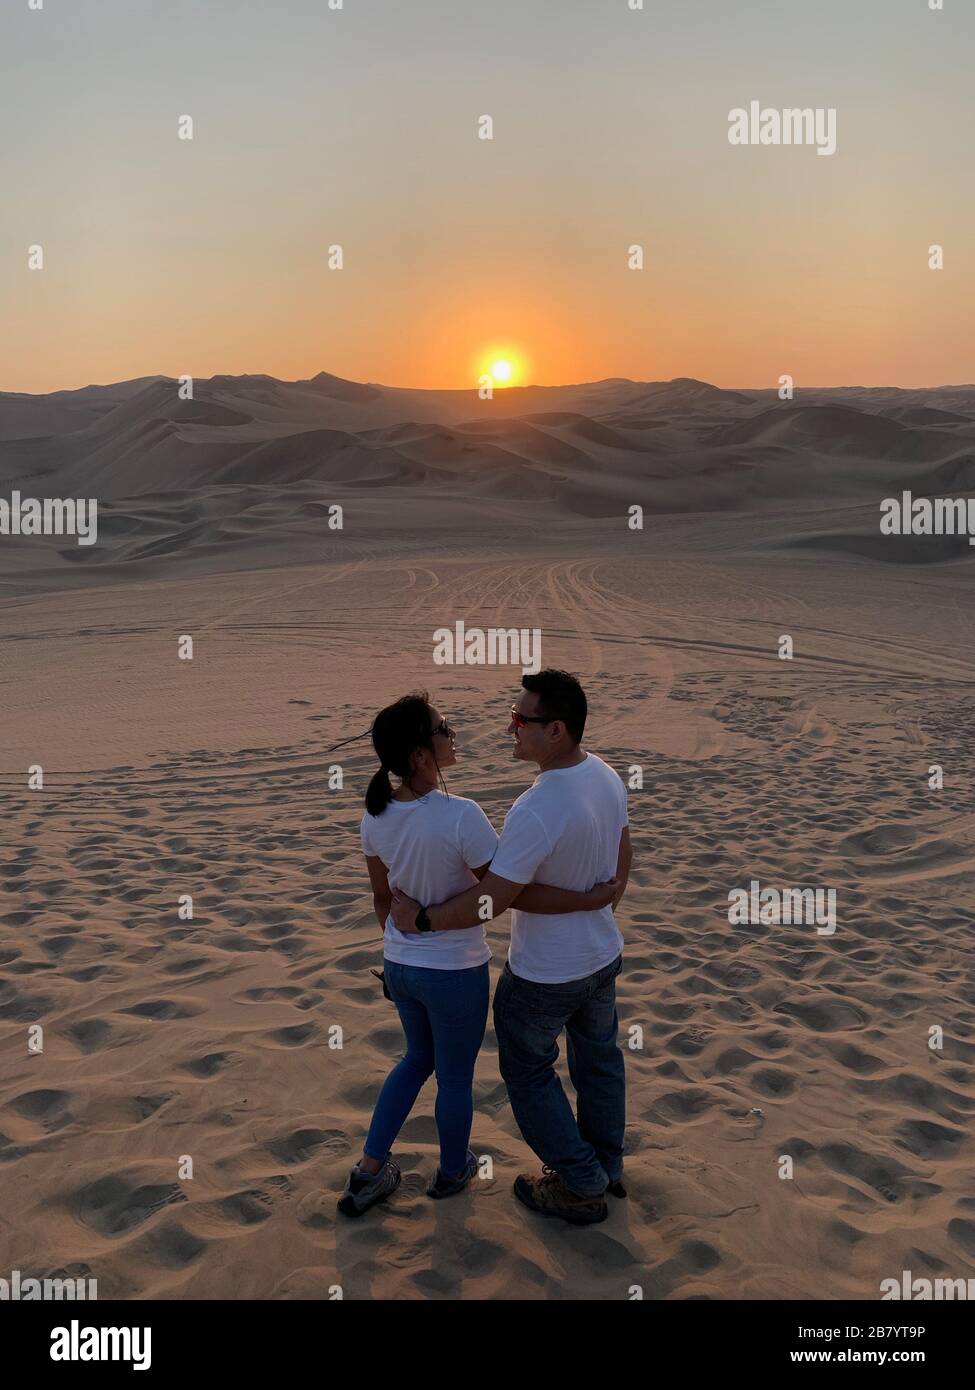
513, 1166, 608, 1226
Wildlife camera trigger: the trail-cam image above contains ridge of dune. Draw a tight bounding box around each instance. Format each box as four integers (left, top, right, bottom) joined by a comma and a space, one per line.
3, 371, 975, 578
717, 403, 907, 450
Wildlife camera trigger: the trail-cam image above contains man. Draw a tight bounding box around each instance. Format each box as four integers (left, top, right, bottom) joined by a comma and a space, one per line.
391, 669, 632, 1226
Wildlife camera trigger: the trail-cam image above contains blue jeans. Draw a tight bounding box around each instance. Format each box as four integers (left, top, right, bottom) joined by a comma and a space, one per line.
363, 960, 489, 1176
493, 954, 625, 1197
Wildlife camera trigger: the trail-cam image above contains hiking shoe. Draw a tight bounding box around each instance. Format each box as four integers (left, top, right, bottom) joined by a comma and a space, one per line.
513, 1166, 608, 1226
427, 1148, 478, 1200
607, 1179, 627, 1199
337, 1156, 401, 1217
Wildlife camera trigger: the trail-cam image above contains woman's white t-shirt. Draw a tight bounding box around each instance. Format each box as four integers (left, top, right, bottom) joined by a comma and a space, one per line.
360, 790, 499, 969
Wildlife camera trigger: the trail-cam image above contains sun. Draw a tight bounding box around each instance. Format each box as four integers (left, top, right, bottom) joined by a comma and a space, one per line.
490, 358, 513, 383
477, 349, 523, 387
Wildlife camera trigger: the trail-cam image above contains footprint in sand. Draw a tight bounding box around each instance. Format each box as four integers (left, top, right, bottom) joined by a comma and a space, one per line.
71, 1174, 187, 1237
118, 998, 203, 1020
773, 997, 867, 1032
178, 1051, 239, 1079
6, 1088, 75, 1132
265, 1127, 349, 1165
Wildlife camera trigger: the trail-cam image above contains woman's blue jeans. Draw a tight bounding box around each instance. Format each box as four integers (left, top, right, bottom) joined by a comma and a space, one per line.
363, 960, 489, 1177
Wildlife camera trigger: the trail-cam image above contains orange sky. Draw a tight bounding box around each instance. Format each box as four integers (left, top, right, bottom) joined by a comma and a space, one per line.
3, 0, 973, 394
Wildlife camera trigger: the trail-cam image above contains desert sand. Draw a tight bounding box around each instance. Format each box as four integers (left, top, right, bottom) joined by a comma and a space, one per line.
1, 372, 974, 1299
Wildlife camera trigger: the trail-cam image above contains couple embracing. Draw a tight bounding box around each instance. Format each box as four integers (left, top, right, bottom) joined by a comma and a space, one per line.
338, 669, 633, 1227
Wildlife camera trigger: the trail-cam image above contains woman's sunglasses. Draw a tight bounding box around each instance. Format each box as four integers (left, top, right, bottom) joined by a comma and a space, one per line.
431, 719, 455, 739
510, 705, 550, 729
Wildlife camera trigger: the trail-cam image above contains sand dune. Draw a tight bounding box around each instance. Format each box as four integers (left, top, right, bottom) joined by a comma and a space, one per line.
2, 374, 974, 1300
2, 372, 974, 583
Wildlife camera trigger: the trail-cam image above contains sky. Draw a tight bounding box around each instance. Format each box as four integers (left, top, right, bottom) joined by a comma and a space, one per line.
1, 0, 973, 394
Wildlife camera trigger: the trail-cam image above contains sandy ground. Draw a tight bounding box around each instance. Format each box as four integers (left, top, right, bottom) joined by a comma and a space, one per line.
2, 374, 974, 1298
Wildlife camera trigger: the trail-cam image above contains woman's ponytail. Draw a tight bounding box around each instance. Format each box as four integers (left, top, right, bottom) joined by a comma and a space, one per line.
363, 693, 433, 816
365, 765, 394, 816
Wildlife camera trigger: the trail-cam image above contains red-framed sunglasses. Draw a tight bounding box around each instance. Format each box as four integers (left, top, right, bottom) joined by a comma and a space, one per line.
510, 705, 550, 729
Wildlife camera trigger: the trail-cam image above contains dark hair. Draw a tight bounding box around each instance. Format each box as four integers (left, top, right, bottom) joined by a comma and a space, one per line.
520, 668, 587, 744
365, 691, 441, 816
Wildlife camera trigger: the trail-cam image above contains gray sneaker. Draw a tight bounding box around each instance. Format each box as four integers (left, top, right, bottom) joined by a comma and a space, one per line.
337, 1156, 401, 1217
427, 1149, 478, 1200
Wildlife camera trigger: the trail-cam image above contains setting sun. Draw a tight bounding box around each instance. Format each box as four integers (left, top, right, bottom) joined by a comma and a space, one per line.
477, 348, 524, 388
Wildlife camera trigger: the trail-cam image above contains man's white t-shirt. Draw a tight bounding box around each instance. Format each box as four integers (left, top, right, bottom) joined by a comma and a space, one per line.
489, 752, 627, 984
360, 791, 499, 969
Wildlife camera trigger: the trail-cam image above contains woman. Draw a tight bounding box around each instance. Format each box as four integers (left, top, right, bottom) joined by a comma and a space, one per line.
338, 692, 616, 1217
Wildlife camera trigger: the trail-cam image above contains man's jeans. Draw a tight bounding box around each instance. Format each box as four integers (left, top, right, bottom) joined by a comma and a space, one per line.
493, 954, 625, 1198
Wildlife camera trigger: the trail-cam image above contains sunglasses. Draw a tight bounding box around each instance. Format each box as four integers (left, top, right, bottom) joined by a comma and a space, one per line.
431, 719, 455, 739
510, 705, 551, 729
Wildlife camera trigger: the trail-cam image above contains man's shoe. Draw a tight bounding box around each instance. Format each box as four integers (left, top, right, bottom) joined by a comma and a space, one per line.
337, 1156, 401, 1217
427, 1148, 478, 1200
513, 1166, 608, 1226
607, 1179, 627, 1199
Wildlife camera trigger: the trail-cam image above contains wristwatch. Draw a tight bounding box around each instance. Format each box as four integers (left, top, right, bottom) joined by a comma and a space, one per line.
414, 905, 433, 933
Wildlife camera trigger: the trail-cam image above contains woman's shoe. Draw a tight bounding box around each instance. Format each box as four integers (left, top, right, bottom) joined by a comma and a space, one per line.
337, 1155, 401, 1217
427, 1148, 478, 1199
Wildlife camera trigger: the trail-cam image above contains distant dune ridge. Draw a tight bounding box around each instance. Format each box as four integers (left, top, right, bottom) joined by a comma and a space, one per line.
1, 372, 975, 582
2, 372, 975, 1300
